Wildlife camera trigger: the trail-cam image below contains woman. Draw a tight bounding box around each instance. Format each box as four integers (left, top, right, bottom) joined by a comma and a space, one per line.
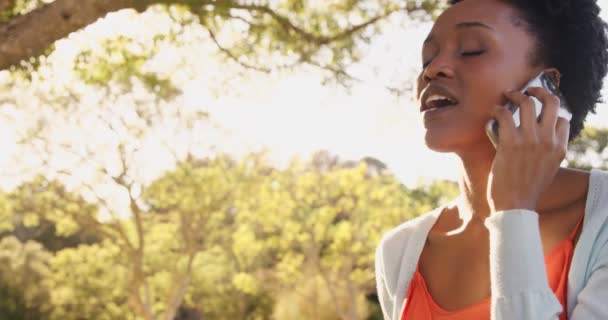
375, 0, 608, 319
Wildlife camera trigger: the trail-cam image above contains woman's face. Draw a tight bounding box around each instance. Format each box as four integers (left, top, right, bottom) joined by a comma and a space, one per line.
416, 0, 544, 153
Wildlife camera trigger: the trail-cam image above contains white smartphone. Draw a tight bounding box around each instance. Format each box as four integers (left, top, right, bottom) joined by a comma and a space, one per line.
485, 71, 573, 148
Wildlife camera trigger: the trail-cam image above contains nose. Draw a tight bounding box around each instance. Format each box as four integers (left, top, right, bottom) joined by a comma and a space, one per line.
422, 55, 455, 82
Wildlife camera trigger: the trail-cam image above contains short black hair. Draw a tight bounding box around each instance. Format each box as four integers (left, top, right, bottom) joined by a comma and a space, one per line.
449, 0, 608, 140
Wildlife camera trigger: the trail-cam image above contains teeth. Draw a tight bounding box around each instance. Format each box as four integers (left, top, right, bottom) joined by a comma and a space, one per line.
426, 94, 456, 105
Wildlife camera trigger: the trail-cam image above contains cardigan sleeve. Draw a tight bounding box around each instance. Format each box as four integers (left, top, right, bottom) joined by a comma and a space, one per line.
568, 240, 608, 319
484, 209, 562, 320
375, 244, 393, 320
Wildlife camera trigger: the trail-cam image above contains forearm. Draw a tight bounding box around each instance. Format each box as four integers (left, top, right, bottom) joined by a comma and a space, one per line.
484, 209, 562, 320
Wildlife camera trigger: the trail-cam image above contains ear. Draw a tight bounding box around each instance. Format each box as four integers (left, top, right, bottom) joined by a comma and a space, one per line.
543, 68, 562, 88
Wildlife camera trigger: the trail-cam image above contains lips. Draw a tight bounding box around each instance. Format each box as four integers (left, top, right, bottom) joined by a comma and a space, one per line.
420, 84, 460, 112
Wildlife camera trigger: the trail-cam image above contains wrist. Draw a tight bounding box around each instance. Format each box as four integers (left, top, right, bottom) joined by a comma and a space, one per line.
489, 200, 536, 214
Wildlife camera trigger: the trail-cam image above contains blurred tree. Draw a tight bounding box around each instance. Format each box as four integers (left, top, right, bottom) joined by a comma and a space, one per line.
236, 151, 455, 320
9, 29, 257, 317
143, 152, 276, 319
0, 141, 462, 320
1, 0, 445, 81
0, 236, 52, 320
47, 241, 131, 320
566, 126, 608, 171
3, 175, 100, 252
0, 191, 11, 234
10, 28, 220, 319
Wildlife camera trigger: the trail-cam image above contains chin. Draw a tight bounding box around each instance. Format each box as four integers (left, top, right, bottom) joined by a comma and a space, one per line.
423, 130, 491, 153
424, 133, 459, 153
425, 142, 458, 153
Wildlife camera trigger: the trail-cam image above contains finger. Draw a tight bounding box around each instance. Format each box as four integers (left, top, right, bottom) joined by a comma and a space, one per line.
556, 117, 570, 150
504, 90, 536, 135
492, 105, 517, 144
526, 86, 560, 130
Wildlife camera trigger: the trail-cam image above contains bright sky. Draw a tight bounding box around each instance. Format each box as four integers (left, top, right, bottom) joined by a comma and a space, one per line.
2, 0, 608, 203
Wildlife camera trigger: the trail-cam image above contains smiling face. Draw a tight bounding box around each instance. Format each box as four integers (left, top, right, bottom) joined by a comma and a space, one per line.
416, 0, 546, 153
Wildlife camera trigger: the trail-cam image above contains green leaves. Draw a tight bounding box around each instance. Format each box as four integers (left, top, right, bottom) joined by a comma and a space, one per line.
0, 192, 12, 234
0, 151, 460, 318
9, 175, 99, 240
74, 35, 181, 101
0, 236, 53, 319
47, 243, 129, 320
566, 127, 608, 170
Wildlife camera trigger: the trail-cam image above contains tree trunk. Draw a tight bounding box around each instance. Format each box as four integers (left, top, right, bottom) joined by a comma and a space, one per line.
0, 0, 134, 70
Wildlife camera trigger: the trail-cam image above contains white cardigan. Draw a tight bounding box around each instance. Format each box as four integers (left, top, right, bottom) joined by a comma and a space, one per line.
375, 168, 608, 320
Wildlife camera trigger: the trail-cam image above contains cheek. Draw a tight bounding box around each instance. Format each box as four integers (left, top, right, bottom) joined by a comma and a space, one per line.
462, 62, 514, 111
464, 50, 532, 104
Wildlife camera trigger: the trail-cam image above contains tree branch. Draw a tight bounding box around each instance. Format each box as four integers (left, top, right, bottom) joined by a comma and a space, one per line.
0, 0, 136, 70
225, 2, 404, 45
0, 0, 15, 14
0, 0, 408, 72
162, 251, 197, 320
54, 168, 135, 251
207, 27, 271, 73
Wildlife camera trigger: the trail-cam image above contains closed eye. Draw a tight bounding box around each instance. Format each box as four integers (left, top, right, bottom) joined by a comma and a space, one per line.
462, 50, 485, 56
422, 50, 485, 69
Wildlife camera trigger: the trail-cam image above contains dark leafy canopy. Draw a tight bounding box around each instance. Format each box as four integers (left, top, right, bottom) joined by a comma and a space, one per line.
0, 236, 52, 320
3, 0, 446, 82
3, 175, 100, 252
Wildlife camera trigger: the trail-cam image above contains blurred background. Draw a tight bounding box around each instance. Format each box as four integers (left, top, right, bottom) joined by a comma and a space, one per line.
0, 0, 607, 319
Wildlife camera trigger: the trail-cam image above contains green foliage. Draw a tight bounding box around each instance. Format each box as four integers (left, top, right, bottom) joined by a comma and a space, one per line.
75, 35, 180, 101
0, 191, 12, 234
0, 149, 461, 319
184, 245, 274, 319
144, 155, 246, 251
142, 153, 276, 318
47, 242, 131, 320
273, 272, 369, 320
189, 0, 405, 82
7, 175, 100, 252
0, 236, 52, 319
233, 152, 447, 319
7, 0, 443, 90
411, 179, 459, 210
0, 0, 46, 23
0, 283, 27, 320
566, 127, 608, 170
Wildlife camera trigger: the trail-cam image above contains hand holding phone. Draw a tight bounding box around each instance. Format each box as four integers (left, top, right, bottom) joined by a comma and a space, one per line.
485, 71, 572, 212
485, 71, 572, 148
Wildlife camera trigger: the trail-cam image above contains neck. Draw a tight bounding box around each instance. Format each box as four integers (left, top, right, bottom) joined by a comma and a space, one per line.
454, 146, 581, 225
455, 147, 496, 224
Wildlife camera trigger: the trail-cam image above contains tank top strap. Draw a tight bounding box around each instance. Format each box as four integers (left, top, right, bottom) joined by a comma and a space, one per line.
568, 212, 585, 241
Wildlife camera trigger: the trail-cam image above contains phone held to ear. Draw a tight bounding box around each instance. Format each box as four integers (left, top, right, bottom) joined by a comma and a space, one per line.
485, 71, 573, 148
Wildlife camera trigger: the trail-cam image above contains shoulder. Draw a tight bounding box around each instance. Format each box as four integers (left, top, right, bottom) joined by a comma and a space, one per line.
376, 210, 439, 255
376, 196, 462, 257
576, 168, 608, 225
375, 207, 443, 277
586, 168, 608, 209
374, 197, 461, 301
375, 208, 442, 298
574, 168, 608, 263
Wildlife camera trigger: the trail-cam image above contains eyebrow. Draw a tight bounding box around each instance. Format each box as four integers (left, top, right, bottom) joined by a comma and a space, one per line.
423, 21, 494, 44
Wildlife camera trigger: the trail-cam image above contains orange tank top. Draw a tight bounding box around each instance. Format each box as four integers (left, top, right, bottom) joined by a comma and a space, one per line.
401, 213, 584, 320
